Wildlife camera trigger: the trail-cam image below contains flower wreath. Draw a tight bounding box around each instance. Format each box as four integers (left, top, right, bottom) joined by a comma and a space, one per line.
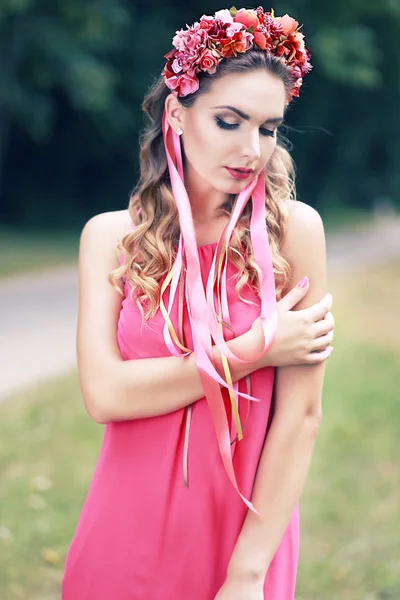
162, 6, 312, 102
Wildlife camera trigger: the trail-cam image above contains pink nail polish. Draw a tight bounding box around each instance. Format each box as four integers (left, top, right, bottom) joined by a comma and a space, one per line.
298, 276, 309, 288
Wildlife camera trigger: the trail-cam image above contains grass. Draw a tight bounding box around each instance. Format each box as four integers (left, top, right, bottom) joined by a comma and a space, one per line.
0, 261, 399, 599
0, 228, 79, 278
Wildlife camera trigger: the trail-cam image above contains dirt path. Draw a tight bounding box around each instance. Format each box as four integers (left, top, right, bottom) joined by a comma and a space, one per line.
1, 216, 399, 400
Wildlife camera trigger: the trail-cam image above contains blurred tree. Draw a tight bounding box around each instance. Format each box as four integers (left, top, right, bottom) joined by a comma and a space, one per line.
0, 0, 399, 227
0, 0, 176, 224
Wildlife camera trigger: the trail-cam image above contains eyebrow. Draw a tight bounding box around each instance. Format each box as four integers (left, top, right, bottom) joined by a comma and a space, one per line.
213, 105, 284, 125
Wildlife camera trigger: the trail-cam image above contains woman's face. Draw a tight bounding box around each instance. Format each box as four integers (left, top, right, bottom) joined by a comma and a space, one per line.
170, 70, 286, 198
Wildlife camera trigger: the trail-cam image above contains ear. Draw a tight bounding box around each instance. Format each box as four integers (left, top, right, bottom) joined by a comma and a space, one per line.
164, 92, 185, 134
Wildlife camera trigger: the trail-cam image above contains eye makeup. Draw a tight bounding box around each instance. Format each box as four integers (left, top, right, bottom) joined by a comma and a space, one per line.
215, 116, 276, 138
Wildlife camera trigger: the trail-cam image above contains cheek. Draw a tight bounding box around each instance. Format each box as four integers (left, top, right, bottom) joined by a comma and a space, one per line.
262, 139, 277, 164
185, 123, 225, 164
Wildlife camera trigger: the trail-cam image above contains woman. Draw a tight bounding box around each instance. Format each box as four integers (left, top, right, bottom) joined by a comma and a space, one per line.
63, 7, 334, 600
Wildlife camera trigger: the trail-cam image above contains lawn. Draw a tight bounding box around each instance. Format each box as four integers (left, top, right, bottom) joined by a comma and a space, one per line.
0, 261, 399, 599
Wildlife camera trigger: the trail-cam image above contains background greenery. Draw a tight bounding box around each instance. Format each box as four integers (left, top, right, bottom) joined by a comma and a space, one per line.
0, 0, 399, 231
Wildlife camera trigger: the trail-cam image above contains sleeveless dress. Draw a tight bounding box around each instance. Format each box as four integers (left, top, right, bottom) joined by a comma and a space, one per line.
62, 241, 300, 600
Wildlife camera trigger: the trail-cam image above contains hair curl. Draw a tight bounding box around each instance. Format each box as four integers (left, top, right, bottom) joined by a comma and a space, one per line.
109, 49, 297, 320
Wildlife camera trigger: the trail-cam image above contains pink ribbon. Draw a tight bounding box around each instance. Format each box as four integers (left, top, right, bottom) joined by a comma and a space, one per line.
161, 110, 278, 512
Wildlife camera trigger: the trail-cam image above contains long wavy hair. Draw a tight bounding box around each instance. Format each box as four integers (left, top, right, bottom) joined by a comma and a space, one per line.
109, 49, 297, 320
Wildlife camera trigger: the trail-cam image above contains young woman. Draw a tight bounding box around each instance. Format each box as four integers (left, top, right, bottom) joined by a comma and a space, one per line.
62, 7, 334, 600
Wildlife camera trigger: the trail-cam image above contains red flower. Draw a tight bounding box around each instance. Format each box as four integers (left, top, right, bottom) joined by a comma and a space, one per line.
275, 32, 304, 64
219, 31, 250, 58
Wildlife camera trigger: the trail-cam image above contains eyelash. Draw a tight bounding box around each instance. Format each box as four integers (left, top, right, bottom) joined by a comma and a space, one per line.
215, 116, 276, 138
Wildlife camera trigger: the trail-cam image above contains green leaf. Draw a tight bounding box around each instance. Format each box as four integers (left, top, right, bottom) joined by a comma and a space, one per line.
229, 6, 238, 17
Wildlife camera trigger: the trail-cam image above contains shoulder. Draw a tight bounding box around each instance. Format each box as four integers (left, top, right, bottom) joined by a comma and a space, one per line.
281, 200, 325, 255
80, 209, 133, 264
280, 200, 327, 305
283, 200, 325, 247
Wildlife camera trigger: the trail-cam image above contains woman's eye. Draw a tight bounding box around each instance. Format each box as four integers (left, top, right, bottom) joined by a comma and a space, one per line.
215, 117, 238, 130
260, 128, 276, 138
215, 117, 276, 138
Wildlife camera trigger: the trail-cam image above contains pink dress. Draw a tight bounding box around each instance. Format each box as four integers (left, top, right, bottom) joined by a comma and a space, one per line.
62, 241, 300, 600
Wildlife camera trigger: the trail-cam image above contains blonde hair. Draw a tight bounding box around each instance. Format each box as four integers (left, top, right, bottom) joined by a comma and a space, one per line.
109, 50, 296, 320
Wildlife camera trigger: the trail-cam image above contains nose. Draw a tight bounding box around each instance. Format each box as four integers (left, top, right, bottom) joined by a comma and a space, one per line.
241, 130, 261, 162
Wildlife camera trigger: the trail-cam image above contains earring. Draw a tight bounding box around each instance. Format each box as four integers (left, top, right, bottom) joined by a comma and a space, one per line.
176, 128, 183, 136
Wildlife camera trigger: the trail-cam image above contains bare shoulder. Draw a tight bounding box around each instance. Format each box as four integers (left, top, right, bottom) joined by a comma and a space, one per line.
282, 200, 325, 256
80, 209, 132, 265
280, 200, 327, 307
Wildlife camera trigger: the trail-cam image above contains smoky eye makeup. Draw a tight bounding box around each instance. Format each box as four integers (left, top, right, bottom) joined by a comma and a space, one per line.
214, 116, 276, 138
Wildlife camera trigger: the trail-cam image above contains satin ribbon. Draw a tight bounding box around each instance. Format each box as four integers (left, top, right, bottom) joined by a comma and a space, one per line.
160, 110, 278, 513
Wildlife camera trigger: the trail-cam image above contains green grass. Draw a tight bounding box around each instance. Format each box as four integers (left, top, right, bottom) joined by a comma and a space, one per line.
297, 341, 400, 600
0, 262, 399, 599
0, 228, 79, 278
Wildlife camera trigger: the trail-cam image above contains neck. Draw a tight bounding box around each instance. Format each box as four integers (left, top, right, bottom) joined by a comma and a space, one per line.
184, 170, 229, 224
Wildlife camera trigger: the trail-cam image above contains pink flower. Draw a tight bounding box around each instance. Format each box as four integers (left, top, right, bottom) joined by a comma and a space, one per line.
164, 73, 180, 91
234, 8, 260, 30
176, 73, 199, 96
172, 26, 207, 53
274, 14, 299, 35
172, 29, 187, 52
198, 48, 219, 74
172, 58, 183, 74
226, 22, 246, 37
291, 65, 302, 79
163, 67, 199, 97
199, 15, 215, 31
214, 9, 234, 24
293, 31, 305, 52
186, 29, 206, 51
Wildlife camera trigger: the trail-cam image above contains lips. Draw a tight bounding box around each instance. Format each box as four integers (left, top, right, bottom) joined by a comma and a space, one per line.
231, 168, 253, 173
225, 167, 254, 180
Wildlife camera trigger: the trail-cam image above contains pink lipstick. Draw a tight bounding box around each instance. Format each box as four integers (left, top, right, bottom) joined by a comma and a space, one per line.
225, 167, 253, 180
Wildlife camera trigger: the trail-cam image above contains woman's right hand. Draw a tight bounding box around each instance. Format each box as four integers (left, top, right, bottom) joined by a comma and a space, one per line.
249, 278, 334, 368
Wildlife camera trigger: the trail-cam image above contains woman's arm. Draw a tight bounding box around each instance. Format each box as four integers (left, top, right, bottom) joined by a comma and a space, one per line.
78, 209, 331, 425
77, 212, 257, 424
225, 200, 328, 583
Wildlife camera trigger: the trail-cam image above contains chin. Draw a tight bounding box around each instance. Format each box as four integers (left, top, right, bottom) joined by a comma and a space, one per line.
225, 180, 252, 194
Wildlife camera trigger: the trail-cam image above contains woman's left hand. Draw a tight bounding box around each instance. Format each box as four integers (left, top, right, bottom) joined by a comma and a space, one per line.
214, 576, 264, 600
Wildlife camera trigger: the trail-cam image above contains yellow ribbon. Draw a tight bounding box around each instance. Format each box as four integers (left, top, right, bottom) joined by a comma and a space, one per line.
159, 262, 192, 354
159, 244, 250, 486
215, 242, 243, 441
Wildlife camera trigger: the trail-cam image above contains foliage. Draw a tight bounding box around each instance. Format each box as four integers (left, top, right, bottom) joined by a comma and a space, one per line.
0, 0, 399, 226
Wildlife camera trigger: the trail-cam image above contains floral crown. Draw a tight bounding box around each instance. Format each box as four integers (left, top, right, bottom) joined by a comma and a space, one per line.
163, 6, 312, 103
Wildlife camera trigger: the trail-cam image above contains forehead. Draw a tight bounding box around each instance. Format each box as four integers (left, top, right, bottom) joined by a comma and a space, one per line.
199, 70, 286, 118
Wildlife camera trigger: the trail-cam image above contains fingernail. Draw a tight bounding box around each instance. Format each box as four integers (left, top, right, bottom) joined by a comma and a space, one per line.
298, 276, 309, 288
